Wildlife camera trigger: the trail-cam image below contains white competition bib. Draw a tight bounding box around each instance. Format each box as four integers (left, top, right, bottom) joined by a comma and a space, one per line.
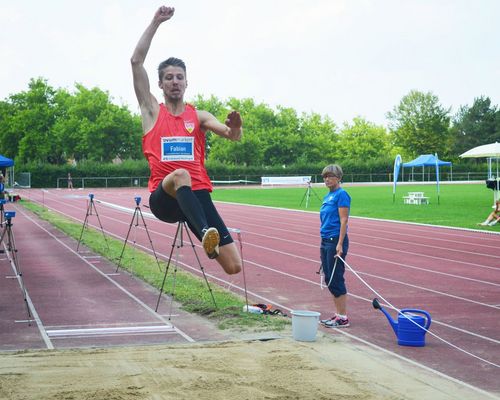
161, 136, 194, 161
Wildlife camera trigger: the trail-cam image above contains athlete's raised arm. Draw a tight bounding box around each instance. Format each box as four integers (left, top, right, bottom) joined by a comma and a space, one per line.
131, 6, 175, 132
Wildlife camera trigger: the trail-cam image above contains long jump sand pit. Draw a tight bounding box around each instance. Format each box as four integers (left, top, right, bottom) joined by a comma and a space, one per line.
0, 333, 486, 400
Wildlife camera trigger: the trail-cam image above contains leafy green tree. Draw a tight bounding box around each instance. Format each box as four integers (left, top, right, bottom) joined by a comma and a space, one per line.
295, 112, 338, 164
0, 100, 19, 158
260, 107, 301, 166
0, 79, 142, 164
387, 90, 452, 157
193, 95, 338, 166
193, 96, 266, 165
337, 117, 391, 160
191, 94, 227, 118
51, 84, 142, 162
451, 96, 500, 156
0, 78, 62, 163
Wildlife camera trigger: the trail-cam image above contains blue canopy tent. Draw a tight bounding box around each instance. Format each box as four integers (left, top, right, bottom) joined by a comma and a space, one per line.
0, 155, 14, 167
0, 155, 15, 188
402, 154, 452, 204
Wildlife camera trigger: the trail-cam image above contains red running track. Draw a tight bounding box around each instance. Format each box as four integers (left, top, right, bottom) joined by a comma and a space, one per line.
14, 188, 500, 396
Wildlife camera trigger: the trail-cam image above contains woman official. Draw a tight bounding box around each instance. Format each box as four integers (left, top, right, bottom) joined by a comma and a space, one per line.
319, 164, 351, 328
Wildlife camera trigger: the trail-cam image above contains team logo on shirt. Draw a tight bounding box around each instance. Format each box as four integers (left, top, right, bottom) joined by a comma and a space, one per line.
184, 121, 195, 133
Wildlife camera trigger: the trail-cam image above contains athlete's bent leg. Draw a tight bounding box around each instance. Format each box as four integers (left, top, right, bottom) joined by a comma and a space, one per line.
160, 169, 219, 257
162, 169, 210, 236
216, 242, 241, 275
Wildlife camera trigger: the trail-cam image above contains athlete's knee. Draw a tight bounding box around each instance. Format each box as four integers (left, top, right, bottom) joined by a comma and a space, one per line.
230, 260, 242, 275
172, 168, 191, 185
163, 169, 191, 192
222, 259, 242, 275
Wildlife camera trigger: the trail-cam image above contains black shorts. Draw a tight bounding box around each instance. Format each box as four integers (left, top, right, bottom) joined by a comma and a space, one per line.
149, 185, 234, 246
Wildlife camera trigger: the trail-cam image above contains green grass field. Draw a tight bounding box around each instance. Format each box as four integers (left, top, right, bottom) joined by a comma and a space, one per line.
211, 183, 499, 231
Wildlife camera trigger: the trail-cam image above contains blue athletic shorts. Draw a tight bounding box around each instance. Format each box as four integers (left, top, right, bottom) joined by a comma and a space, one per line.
320, 235, 349, 297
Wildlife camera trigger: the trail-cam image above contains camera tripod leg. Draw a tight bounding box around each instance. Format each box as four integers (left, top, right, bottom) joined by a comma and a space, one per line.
116, 206, 163, 273
116, 207, 139, 272
76, 202, 91, 252
1, 220, 33, 322
137, 207, 162, 272
77, 197, 109, 252
155, 222, 182, 312
91, 201, 109, 250
183, 224, 217, 309
155, 221, 217, 314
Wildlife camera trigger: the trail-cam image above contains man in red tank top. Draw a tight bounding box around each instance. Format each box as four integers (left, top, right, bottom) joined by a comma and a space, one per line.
131, 6, 242, 275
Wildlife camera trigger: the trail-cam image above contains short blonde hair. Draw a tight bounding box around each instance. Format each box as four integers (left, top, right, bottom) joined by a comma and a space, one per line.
322, 164, 343, 179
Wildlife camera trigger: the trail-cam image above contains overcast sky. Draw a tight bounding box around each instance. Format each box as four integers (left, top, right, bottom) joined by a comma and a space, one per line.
1, 0, 499, 127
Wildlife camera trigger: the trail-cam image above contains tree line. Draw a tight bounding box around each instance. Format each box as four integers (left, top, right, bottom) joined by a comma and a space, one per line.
0, 77, 499, 167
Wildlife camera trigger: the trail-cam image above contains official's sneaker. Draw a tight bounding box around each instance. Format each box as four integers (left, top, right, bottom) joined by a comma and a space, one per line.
324, 316, 350, 328
202, 227, 220, 259
320, 315, 337, 325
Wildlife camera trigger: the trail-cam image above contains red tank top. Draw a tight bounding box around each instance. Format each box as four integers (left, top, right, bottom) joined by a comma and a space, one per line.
142, 104, 212, 192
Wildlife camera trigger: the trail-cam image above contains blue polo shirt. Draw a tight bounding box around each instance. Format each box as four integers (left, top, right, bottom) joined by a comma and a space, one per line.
320, 187, 351, 238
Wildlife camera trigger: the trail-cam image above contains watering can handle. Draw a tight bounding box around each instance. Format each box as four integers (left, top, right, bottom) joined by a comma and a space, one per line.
401, 309, 432, 330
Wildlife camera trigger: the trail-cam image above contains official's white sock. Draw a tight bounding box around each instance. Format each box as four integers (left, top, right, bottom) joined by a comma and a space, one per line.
337, 314, 348, 320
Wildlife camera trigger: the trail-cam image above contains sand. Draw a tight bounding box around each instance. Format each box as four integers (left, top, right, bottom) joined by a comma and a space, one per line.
0, 332, 489, 400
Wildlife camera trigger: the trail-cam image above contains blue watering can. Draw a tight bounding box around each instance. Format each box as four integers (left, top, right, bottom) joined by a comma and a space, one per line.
372, 298, 431, 347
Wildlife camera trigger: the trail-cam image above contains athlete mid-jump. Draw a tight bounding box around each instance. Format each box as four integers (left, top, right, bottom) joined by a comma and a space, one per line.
131, 6, 242, 274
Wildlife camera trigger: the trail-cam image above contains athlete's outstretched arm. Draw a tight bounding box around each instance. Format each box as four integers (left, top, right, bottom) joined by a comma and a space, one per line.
131, 6, 174, 131
198, 110, 243, 141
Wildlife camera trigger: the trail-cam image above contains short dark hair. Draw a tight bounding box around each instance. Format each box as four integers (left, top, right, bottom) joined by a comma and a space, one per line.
158, 57, 186, 80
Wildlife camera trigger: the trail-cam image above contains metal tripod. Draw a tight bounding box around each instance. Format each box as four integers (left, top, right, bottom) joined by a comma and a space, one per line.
299, 181, 322, 208
0, 211, 32, 322
155, 221, 217, 317
0, 199, 5, 225
77, 193, 109, 252
115, 196, 162, 273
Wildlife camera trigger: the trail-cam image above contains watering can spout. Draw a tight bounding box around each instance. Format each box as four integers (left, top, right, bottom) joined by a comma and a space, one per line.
372, 298, 398, 337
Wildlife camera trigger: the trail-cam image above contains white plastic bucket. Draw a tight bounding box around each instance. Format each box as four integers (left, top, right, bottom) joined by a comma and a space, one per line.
291, 310, 321, 342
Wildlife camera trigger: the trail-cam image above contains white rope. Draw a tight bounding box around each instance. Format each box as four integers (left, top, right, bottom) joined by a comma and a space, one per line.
326, 257, 338, 288
320, 248, 338, 290
337, 255, 500, 369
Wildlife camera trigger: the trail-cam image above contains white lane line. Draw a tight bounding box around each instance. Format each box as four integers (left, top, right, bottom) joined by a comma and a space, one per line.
17, 208, 195, 344
236, 226, 500, 272
25, 198, 500, 335
231, 209, 500, 251
355, 225, 500, 251
217, 199, 500, 236
47, 325, 174, 338
2, 239, 53, 349
229, 224, 500, 278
